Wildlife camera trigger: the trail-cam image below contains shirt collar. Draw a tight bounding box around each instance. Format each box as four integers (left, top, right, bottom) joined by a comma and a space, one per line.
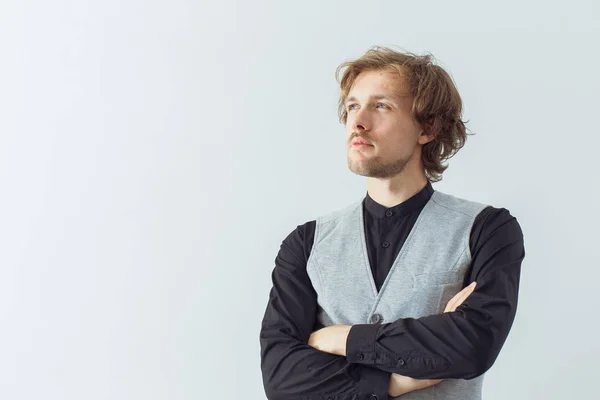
363, 181, 434, 219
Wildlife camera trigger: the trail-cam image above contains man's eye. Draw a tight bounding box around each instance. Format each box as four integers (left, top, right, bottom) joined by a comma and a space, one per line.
377, 103, 389, 109
347, 104, 358, 111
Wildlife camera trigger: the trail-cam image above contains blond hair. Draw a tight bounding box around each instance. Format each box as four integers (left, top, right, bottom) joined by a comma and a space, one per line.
336, 46, 471, 182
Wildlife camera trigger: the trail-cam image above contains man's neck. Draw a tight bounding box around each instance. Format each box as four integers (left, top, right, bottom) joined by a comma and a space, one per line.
366, 172, 429, 208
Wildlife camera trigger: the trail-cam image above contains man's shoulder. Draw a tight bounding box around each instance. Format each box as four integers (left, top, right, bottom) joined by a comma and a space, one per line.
430, 190, 490, 217
279, 219, 317, 266
433, 190, 522, 225
282, 200, 362, 257
315, 199, 362, 225
472, 204, 524, 239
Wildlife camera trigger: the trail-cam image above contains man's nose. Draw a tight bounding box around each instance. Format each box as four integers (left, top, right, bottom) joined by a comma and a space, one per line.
352, 109, 371, 131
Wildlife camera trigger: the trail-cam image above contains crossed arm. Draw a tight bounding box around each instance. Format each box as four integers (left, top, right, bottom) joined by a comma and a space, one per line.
260, 229, 391, 400
308, 282, 477, 396
259, 209, 525, 399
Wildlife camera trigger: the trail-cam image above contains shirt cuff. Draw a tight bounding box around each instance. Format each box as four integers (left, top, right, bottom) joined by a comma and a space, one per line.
346, 324, 381, 365
351, 364, 391, 400
346, 323, 451, 378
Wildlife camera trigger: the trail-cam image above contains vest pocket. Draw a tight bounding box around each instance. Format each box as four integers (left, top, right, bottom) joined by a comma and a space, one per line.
413, 270, 464, 314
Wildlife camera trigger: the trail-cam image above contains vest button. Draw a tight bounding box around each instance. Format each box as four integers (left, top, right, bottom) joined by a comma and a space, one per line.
371, 313, 383, 324
369, 395, 379, 400
382, 241, 390, 248
385, 210, 393, 217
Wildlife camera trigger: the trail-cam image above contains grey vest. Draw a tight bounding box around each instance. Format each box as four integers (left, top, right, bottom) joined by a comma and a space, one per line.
306, 190, 489, 400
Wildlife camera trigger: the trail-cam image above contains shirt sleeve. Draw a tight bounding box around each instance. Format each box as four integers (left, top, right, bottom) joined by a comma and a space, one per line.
345, 207, 525, 380
260, 221, 392, 400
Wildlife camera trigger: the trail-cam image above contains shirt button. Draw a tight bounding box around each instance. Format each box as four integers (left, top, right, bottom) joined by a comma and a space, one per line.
398, 358, 405, 365
357, 353, 364, 360
385, 210, 393, 217
369, 395, 379, 400
382, 241, 390, 248
370, 313, 383, 324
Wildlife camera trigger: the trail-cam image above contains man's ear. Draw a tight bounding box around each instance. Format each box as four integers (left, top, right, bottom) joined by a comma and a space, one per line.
418, 129, 435, 145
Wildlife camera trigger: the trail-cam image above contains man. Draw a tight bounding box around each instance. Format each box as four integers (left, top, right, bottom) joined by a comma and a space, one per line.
259, 46, 525, 400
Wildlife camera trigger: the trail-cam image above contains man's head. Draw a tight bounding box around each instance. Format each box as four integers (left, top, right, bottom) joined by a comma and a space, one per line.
336, 46, 468, 182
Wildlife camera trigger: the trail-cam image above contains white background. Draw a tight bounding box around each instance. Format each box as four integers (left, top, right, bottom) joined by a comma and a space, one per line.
1, 1, 599, 399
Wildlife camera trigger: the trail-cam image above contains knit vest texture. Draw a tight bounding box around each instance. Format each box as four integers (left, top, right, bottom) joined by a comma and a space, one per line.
306, 190, 489, 400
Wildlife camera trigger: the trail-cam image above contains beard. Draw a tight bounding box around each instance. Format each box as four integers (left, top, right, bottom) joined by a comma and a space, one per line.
347, 154, 409, 179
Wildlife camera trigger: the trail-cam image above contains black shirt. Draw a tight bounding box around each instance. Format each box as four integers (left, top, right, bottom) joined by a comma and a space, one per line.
259, 181, 525, 400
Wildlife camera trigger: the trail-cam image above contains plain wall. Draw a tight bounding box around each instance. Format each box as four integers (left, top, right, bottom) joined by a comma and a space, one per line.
1, 0, 599, 398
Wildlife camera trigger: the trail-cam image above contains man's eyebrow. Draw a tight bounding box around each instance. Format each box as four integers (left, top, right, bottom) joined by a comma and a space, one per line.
345, 94, 400, 103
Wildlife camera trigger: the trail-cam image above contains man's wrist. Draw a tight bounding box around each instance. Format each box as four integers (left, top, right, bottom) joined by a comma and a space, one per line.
337, 325, 352, 356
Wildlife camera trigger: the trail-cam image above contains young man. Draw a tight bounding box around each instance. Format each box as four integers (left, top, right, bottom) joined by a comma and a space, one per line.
259, 46, 525, 400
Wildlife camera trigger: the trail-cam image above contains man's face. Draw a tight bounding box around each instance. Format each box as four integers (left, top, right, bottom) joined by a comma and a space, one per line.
345, 69, 429, 178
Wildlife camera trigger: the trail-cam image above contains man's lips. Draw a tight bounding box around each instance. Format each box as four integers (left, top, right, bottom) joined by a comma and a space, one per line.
351, 139, 373, 147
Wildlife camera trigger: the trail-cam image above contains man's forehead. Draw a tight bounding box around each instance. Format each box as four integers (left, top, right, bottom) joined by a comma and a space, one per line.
348, 70, 412, 98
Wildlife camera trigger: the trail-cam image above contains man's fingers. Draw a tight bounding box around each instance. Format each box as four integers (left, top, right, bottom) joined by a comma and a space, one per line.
455, 282, 476, 305
453, 281, 477, 310
444, 281, 477, 313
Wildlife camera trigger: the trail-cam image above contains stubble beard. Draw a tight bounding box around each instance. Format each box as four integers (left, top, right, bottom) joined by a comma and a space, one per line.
347, 154, 408, 179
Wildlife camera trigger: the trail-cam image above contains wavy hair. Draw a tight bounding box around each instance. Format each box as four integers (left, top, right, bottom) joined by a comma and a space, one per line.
336, 45, 472, 182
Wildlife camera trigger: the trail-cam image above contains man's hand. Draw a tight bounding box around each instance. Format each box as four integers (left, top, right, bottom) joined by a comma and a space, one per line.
444, 281, 477, 313
307, 324, 351, 356
388, 281, 478, 397
388, 374, 443, 397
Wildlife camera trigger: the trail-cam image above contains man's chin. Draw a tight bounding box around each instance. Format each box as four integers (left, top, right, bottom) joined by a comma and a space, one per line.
348, 163, 375, 178
348, 160, 405, 179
